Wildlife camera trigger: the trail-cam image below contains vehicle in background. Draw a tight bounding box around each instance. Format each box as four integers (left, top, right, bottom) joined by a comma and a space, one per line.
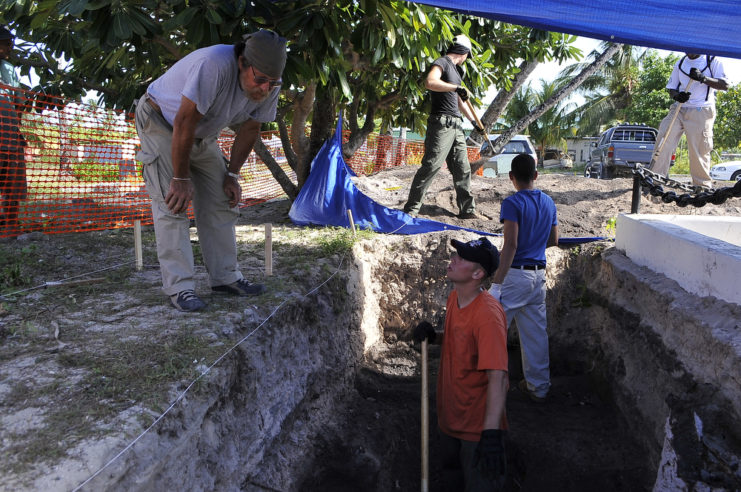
543, 149, 573, 169
709, 160, 741, 182
479, 134, 538, 178
584, 123, 670, 179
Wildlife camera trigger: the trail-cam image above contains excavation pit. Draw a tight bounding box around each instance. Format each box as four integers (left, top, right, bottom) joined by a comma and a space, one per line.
2, 199, 740, 491
95, 234, 741, 490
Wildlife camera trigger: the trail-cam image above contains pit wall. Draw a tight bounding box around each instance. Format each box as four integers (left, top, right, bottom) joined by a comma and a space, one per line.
549, 244, 741, 490
356, 233, 741, 489
67, 235, 740, 491
61, 275, 364, 492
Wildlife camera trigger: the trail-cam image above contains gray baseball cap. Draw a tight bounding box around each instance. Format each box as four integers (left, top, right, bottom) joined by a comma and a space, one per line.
241, 30, 287, 79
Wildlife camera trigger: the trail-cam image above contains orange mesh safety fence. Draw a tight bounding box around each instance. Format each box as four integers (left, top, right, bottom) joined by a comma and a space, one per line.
0, 85, 480, 238
343, 131, 482, 176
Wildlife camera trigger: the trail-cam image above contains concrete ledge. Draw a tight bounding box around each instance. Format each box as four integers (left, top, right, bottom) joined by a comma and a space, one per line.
615, 214, 741, 305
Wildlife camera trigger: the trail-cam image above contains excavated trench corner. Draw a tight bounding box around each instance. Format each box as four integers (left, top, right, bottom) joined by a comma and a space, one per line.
71, 232, 741, 491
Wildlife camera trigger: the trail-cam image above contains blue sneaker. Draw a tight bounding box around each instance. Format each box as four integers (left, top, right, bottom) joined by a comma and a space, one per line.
170, 290, 206, 312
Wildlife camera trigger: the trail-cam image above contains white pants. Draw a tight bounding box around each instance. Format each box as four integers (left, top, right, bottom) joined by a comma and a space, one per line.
650, 104, 715, 188
135, 96, 243, 296
501, 268, 550, 397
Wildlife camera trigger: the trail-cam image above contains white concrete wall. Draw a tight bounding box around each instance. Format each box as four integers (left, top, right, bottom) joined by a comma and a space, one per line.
615, 214, 741, 305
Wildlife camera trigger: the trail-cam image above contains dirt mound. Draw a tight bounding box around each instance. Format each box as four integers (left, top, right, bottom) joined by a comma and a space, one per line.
350, 166, 741, 237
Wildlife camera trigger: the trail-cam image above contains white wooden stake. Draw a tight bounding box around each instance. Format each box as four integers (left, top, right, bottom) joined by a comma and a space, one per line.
347, 209, 357, 237
264, 223, 273, 277
134, 219, 143, 271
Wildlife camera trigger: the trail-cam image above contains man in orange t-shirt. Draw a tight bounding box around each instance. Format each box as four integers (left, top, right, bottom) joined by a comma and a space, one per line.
414, 236, 508, 491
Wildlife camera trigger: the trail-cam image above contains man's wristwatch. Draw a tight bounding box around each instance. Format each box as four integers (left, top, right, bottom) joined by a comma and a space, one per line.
226, 171, 240, 180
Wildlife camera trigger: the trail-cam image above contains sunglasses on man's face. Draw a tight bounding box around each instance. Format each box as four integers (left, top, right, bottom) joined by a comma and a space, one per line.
250, 66, 282, 88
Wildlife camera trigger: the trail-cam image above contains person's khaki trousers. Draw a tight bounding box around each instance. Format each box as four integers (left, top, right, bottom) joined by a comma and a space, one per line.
135, 96, 243, 296
651, 104, 715, 188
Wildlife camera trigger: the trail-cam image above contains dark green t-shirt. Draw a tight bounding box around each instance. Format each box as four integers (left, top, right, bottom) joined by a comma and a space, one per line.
429, 55, 462, 118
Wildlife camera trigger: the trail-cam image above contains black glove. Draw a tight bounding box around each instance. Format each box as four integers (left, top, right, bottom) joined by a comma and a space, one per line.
471, 121, 485, 133
455, 85, 469, 101
688, 67, 707, 83
473, 429, 506, 484
672, 91, 691, 103
412, 321, 436, 344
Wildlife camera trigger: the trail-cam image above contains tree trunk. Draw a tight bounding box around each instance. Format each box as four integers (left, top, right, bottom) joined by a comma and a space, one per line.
471, 44, 622, 173
301, 91, 336, 188
253, 138, 298, 200
469, 59, 540, 146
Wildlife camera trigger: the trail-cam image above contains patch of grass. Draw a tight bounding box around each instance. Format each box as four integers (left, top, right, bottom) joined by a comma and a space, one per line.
58, 333, 222, 406
605, 216, 617, 237
0, 244, 40, 291
315, 227, 375, 256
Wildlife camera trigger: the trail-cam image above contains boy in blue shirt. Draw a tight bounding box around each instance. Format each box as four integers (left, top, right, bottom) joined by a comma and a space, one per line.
489, 153, 559, 402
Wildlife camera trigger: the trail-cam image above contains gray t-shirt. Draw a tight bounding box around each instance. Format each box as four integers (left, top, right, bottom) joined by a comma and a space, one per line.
147, 44, 279, 139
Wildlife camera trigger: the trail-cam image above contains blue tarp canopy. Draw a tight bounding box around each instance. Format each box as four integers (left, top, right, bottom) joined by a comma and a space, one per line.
410, 0, 741, 59
289, 116, 603, 245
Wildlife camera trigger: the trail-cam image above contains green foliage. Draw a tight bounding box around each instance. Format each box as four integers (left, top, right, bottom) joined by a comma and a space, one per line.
605, 216, 617, 236
316, 226, 375, 256
0, 244, 37, 290
560, 44, 655, 135
0, 1, 578, 196
622, 50, 677, 128
70, 158, 120, 182
714, 84, 741, 150
503, 79, 577, 160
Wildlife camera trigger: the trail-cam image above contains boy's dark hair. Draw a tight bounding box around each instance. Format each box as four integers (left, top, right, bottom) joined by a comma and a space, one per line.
511, 153, 536, 183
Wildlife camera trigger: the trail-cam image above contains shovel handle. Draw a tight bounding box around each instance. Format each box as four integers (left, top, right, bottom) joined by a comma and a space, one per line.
466, 98, 486, 132
421, 339, 429, 492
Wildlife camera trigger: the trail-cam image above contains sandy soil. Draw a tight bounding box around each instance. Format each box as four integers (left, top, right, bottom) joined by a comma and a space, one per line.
347, 165, 741, 238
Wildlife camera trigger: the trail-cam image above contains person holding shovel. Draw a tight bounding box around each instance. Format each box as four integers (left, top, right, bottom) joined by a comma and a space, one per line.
414, 237, 508, 491
649, 53, 728, 188
403, 34, 482, 219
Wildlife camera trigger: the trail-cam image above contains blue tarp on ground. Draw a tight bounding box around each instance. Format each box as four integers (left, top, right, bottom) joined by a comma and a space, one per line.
410, 0, 741, 59
289, 116, 604, 245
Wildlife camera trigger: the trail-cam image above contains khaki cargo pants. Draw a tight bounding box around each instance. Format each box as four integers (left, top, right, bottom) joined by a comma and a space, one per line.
135, 95, 243, 296
404, 114, 475, 215
650, 103, 715, 188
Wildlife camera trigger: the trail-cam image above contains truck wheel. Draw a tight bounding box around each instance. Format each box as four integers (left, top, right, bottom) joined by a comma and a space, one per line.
599, 163, 614, 180
732, 170, 741, 182
583, 165, 592, 178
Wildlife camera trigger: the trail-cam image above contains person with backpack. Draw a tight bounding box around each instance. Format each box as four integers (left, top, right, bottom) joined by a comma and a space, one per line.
649, 54, 728, 188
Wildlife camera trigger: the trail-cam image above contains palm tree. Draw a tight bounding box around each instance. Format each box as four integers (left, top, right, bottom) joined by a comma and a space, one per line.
470, 43, 623, 173
557, 43, 647, 135
500, 79, 577, 164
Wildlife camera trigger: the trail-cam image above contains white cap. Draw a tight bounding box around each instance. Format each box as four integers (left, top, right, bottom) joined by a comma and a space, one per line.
453, 34, 472, 53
